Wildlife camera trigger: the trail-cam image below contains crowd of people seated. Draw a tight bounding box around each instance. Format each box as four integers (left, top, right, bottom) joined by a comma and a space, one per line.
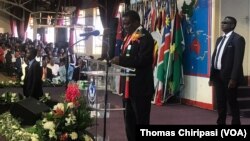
0, 32, 91, 85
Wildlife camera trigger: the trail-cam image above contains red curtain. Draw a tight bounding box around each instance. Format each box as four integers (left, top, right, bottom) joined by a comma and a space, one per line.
12, 7, 30, 40
9, 17, 17, 37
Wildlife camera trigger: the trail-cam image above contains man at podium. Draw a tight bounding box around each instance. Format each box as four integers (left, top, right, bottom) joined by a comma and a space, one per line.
111, 10, 154, 141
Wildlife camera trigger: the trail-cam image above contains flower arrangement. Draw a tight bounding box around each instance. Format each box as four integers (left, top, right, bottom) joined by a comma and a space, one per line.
0, 112, 39, 141
0, 80, 21, 88
28, 82, 94, 141
0, 82, 93, 141
0, 80, 63, 88
0, 91, 20, 104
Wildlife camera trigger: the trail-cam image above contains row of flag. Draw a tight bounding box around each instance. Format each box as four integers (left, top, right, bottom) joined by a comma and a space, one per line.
153, 0, 184, 105
152, 0, 184, 106
114, 0, 184, 106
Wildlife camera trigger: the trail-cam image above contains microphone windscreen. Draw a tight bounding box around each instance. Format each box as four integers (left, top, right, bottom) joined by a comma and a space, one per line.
93, 30, 100, 36
79, 30, 100, 37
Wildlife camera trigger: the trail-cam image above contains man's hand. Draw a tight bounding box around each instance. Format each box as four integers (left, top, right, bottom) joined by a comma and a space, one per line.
110, 56, 119, 65
228, 79, 237, 88
208, 80, 214, 86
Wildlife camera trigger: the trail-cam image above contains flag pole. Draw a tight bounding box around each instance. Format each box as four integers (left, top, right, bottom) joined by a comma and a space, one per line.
151, 81, 159, 104
162, 48, 173, 103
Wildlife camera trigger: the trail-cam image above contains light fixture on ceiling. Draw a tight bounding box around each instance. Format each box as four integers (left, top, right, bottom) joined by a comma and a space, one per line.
63, 6, 76, 14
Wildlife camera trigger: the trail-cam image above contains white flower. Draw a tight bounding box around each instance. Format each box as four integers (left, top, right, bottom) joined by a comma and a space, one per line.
70, 132, 78, 140
45, 93, 49, 97
45, 93, 51, 99
42, 118, 48, 123
48, 129, 57, 139
30, 133, 39, 141
84, 134, 93, 141
53, 103, 65, 112
15, 130, 22, 135
10, 137, 16, 141
65, 113, 76, 126
11, 93, 17, 97
30, 136, 39, 141
43, 121, 55, 130
11, 125, 18, 129
67, 102, 74, 109
11, 97, 15, 102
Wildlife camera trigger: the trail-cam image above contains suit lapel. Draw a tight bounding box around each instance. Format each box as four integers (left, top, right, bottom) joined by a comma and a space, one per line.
222, 32, 234, 55
212, 36, 224, 64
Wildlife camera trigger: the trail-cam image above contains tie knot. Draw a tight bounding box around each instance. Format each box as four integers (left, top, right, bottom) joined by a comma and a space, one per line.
220, 36, 226, 42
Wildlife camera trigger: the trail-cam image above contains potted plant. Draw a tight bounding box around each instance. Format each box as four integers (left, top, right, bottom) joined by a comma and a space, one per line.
28, 82, 94, 141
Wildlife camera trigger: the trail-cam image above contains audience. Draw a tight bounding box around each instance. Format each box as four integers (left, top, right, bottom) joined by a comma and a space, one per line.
0, 33, 94, 85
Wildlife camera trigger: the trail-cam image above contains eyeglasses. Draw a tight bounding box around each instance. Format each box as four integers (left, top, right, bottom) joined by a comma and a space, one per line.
221, 21, 232, 24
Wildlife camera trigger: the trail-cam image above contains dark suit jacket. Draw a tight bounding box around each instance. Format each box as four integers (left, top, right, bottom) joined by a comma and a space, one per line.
119, 27, 154, 99
46, 67, 53, 81
210, 32, 245, 84
72, 66, 87, 81
23, 60, 43, 99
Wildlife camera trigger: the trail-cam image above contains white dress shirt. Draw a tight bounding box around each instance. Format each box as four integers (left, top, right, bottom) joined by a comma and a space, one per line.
215, 31, 232, 70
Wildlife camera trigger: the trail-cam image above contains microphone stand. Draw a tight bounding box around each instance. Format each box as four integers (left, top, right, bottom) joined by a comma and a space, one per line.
103, 36, 110, 141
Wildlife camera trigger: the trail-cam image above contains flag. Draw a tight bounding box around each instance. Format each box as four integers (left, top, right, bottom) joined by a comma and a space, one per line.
152, 40, 159, 68
153, 0, 172, 106
167, 6, 184, 95
151, 31, 162, 92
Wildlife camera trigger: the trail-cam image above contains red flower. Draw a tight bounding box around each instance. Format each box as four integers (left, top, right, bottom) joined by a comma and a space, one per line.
59, 133, 68, 141
65, 83, 81, 104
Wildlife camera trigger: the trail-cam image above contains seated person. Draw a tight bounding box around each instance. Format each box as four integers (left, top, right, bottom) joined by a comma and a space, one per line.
41, 56, 53, 82
14, 52, 22, 81
52, 58, 74, 83
47, 57, 59, 77
72, 58, 88, 81
5, 49, 12, 76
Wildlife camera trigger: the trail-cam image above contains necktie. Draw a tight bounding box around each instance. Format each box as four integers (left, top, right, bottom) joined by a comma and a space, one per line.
214, 36, 226, 69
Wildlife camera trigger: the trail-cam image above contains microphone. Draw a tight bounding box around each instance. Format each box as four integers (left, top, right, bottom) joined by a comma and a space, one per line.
79, 30, 100, 38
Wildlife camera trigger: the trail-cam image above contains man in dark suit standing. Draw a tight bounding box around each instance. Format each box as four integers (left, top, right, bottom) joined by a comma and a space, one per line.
23, 48, 43, 99
209, 16, 245, 125
111, 10, 154, 141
